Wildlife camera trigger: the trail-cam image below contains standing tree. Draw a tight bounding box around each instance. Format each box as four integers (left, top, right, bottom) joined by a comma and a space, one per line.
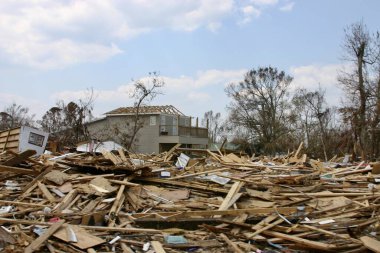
292, 88, 334, 161
338, 21, 380, 160
39, 89, 94, 149
0, 103, 35, 131
225, 66, 293, 154
201, 110, 222, 143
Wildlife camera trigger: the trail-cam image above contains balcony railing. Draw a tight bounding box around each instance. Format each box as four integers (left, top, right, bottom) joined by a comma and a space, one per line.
159, 125, 208, 138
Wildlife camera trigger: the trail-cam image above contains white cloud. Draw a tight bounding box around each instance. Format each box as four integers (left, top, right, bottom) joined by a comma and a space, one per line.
0, 0, 237, 69
187, 92, 211, 101
51, 68, 247, 118
0, 92, 46, 119
0, 0, 291, 69
279, 2, 295, 12
163, 69, 247, 90
240, 5, 261, 24
1, 65, 346, 121
290, 64, 343, 106
250, 0, 279, 6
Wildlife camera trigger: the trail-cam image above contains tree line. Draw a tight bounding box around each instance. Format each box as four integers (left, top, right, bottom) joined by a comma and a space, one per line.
203, 21, 380, 161
1, 21, 379, 160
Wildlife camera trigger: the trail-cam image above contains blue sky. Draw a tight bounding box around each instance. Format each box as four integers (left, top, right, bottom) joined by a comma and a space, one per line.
0, 0, 379, 123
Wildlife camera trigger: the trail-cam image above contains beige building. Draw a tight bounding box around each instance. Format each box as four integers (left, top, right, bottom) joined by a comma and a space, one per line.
86, 105, 208, 154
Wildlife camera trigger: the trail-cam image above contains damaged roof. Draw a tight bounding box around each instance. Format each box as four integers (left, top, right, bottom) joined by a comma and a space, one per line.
105, 105, 185, 116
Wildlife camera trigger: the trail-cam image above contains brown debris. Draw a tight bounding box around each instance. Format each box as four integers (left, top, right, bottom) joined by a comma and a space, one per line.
0, 146, 379, 252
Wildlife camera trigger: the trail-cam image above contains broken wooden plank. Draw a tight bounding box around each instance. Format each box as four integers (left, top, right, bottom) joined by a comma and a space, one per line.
220, 233, 244, 253
129, 207, 312, 219
53, 225, 105, 249
2, 149, 36, 166
37, 181, 56, 203
137, 178, 230, 194
108, 178, 128, 227
263, 230, 337, 251
164, 143, 181, 162
151, 241, 166, 253
360, 236, 380, 253
24, 220, 65, 253
53, 189, 78, 212
0, 164, 38, 175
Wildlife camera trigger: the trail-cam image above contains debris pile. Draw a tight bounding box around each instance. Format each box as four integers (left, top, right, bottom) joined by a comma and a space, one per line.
0, 145, 380, 253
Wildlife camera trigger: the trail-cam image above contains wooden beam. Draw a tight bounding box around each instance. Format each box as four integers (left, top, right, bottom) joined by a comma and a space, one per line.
164, 143, 181, 162
108, 179, 127, 227
2, 149, 36, 166
109, 179, 139, 187
215, 182, 244, 218
0, 218, 160, 234
37, 181, 56, 203
220, 233, 244, 253
137, 178, 230, 194
263, 230, 336, 251
129, 207, 312, 219
0, 164, 38, 175
167, 167, 229, 180
0, 200, 50, 208
249, 218, 284, 238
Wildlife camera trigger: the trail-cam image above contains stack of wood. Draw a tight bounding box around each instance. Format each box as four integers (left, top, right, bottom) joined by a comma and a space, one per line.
0, 146, 379, 253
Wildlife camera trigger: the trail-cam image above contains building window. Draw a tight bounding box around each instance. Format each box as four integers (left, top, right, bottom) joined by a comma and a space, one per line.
28, 132, 45, 147
150, 116, 156, 126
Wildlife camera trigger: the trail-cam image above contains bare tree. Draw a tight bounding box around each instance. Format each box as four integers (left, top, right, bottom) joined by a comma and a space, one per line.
0, 103, 35, 131
201, 110, 222, 143
225, 66, 293, 154
292, 88, 333, 161
338, 21, 380, 160
125, 72, 164, 151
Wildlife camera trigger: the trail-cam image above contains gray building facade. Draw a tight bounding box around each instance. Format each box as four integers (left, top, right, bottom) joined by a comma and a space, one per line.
86, 105, 208, 154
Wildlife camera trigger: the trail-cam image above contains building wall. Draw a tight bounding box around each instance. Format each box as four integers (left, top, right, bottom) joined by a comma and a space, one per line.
87, 113, 208, 154
87, 115, 160, 153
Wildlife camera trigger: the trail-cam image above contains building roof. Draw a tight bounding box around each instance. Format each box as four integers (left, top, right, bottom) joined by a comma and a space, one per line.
105, 105, 185, 116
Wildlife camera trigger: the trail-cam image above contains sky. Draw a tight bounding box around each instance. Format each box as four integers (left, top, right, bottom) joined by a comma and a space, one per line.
0, 0, 379, 124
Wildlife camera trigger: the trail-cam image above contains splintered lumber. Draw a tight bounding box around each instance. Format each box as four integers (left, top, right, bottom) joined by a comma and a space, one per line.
2, 149, 36, 166
207, 150, 222, 162
53, 225, 105, 249
220, 233, 244, 253
129, 207, 312, 219
249, 218, 284, 238
360, 236, 380, 253
137, 177, 230, 194
0, 200, 50, 208
20, 166, 52, 194
262, 230, 337, 251
167, 167, 229, 180
214, 181, 244, 218
302, 224, 360, 243
54, 189, 78, 212
121, 242, 134, 253
0, 164, 38, 175
0, 218, 160, 234
24, 220, 65, 253
108, 178, 128, 227
109, 179, 139, 186
37, 181, 56, 203
0, 147, 379, 253
279, 192, 380, 197
164, 143, 181, 162
151, 241, 166, 253
218, 182, 244, 211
